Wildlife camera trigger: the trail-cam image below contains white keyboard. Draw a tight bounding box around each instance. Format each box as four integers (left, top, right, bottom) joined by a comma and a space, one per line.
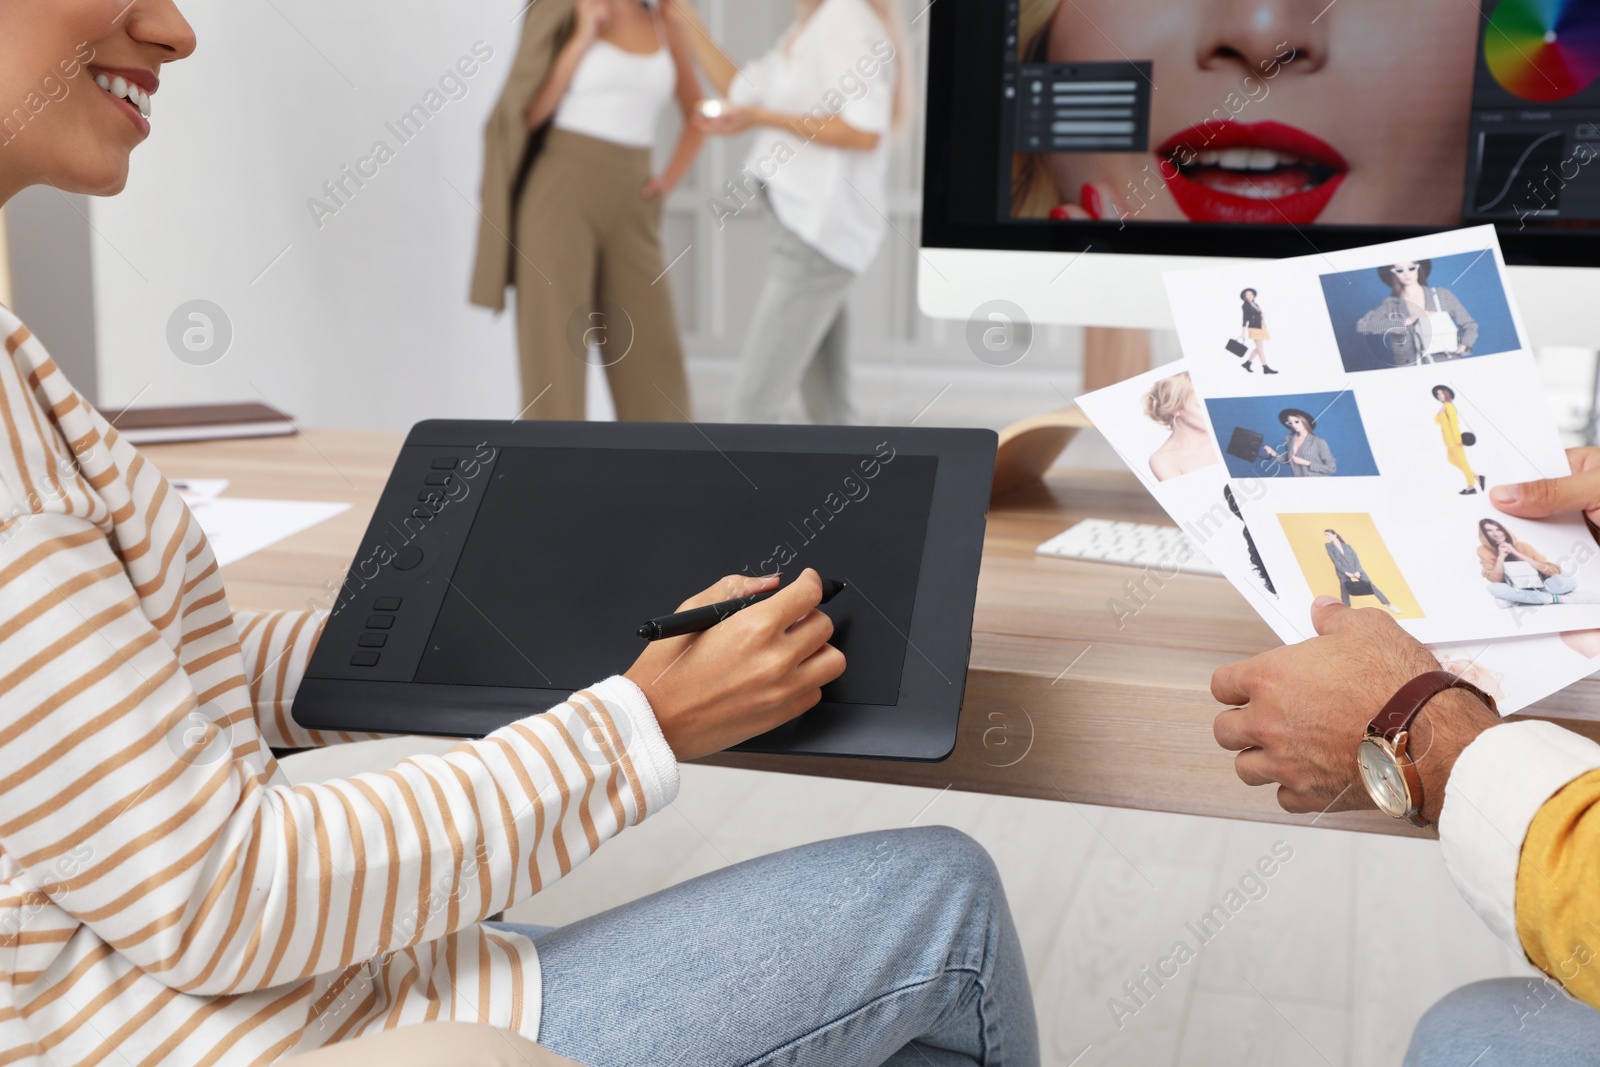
1036, 518, 1225, 577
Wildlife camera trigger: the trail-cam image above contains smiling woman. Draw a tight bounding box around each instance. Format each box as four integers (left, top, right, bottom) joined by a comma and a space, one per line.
0, 4, 1038, 1066
1011, 0, 1479, 225
0, 2, 190, 204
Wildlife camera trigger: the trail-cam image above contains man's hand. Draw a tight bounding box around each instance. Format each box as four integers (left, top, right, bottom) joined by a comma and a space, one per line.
625, 569, 845, 762
1492, 446, 1600, 528
1211, 599, 1500, 822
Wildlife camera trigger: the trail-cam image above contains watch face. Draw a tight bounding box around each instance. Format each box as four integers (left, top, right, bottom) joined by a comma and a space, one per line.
1357, 739, 1410, 817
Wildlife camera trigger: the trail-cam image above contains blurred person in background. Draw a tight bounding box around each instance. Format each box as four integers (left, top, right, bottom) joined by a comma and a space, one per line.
472, 0, 703, 421
673, 0, 907, 425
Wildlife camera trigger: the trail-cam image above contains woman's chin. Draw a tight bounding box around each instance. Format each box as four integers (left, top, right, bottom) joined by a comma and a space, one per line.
57, 159, 132, 197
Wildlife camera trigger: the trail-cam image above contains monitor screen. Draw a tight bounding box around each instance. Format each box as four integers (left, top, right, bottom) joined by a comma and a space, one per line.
924, 0, 1600, 264
413, 448, 939, 706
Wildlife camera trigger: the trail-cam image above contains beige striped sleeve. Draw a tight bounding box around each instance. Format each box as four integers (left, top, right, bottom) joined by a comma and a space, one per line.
1, 511, 681, 997
231, 609, 384, 750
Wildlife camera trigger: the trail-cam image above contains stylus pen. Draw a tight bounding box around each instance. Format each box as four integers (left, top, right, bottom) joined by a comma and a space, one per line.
637, 578, 848, 641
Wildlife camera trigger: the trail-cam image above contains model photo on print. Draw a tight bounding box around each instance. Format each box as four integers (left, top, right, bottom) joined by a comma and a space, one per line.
1206, 391, 1380, 480
1319, 251, 1521, 373
1141, 371, 1222, 482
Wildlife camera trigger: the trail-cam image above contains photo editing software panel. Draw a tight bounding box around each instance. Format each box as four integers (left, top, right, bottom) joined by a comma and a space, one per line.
1466, 2, 1600, 224
983, 0, 1600, 234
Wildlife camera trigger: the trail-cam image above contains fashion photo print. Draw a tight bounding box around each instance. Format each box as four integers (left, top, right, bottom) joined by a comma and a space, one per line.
1203, 391, 1380, 481
1318, 249, 1522, 373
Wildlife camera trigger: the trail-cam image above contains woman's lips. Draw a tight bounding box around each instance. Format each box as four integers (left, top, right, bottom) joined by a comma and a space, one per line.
1154, 120, 1348, 224
88, 66, 154, 138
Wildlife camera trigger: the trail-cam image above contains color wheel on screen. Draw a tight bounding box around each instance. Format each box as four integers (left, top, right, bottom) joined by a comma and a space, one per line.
1486, 0, 1600, 101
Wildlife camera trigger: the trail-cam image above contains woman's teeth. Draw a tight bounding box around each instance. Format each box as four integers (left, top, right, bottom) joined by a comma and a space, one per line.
1194, 148, 1304, 172
94, 74, 152, 119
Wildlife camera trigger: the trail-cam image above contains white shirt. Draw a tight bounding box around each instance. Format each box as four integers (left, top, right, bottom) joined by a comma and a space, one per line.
1440, 720, 1600, 947
554, 35, 676, 149
729, 0, 898, 274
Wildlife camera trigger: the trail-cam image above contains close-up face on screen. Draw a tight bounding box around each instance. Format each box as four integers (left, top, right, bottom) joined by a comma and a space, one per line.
999, 0, 1600, 231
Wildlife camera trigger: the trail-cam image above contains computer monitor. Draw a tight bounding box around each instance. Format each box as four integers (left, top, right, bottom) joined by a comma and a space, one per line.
920, 0, 1600, 344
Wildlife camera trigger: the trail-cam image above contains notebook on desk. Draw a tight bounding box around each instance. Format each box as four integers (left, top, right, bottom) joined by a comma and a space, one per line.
104, 401, 295, 444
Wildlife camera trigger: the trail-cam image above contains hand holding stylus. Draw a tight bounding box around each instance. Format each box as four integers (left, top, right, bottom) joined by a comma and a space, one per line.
638, 575, 846, 640
624, 569, 845, 761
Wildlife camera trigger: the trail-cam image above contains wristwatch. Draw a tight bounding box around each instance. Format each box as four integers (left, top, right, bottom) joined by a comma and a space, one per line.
1356, 670, 1497, 827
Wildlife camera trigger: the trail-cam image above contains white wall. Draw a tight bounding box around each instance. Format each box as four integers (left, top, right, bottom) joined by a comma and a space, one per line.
89, 0, 1092, 433
91, 0, 525, 429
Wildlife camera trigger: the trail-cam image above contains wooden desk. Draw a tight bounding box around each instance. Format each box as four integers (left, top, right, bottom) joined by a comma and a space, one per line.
145, 429, 1600, 840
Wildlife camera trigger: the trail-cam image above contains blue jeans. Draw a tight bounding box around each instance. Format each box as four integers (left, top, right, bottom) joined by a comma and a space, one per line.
1405, 978, 1600, 1065
1489, 574, 1577, 605
491, 826, 1038, 1067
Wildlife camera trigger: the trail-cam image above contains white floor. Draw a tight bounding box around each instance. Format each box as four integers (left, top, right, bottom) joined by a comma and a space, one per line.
283, 745, 1535, 1066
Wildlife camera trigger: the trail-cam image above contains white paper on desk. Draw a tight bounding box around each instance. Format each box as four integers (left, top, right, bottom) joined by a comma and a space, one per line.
1163, 226, 1600, 644
171, 478, 229, 505
1076, 358, 1600, 714
186, 497, 350, 568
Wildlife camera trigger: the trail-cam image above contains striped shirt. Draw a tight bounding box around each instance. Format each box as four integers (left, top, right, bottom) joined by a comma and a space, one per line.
0, 304, 681, 1065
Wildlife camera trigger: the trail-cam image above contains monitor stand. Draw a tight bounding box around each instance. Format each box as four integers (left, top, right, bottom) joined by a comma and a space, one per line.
990, 326, 1151, 501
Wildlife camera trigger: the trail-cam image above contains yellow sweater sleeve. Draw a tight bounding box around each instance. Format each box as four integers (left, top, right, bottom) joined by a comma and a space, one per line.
1516, 766, 1600, 1007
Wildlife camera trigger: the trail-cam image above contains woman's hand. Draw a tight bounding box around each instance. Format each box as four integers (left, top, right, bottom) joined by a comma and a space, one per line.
1048, 182, 1128, 222
624, 570, 846, 761
641, 175, 673, 200
1262, 446, 1280, 459
523, 1, 611, 131
1292, 454, 1311, 466
695, 105, 763, 135
1497, 540, 1514, 559
574, 0, 611, 44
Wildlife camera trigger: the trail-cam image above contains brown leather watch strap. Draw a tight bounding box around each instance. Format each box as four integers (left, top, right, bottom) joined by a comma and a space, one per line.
1369, 670, 1497, 742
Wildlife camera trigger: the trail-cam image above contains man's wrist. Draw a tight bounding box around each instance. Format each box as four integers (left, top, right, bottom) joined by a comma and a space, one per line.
1410, 687, 1501, 825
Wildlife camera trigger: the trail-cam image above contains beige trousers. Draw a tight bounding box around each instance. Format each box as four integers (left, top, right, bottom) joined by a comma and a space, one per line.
512, 128, 691, 422
282, 1022, 581, 1067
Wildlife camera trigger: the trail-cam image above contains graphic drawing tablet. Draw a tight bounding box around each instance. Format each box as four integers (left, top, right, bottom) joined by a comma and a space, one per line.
291, 421, 997, 761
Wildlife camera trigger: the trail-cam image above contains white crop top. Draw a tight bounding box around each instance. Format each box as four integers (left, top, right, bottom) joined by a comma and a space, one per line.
553, 34, 676, 149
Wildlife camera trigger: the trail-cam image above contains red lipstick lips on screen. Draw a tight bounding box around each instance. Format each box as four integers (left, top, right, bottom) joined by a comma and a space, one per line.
1157, 120, 1347, 224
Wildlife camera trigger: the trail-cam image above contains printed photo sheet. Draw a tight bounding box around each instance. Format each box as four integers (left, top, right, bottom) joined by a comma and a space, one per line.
1162, 226, 1600, 644
1077, 358, 1600, 714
